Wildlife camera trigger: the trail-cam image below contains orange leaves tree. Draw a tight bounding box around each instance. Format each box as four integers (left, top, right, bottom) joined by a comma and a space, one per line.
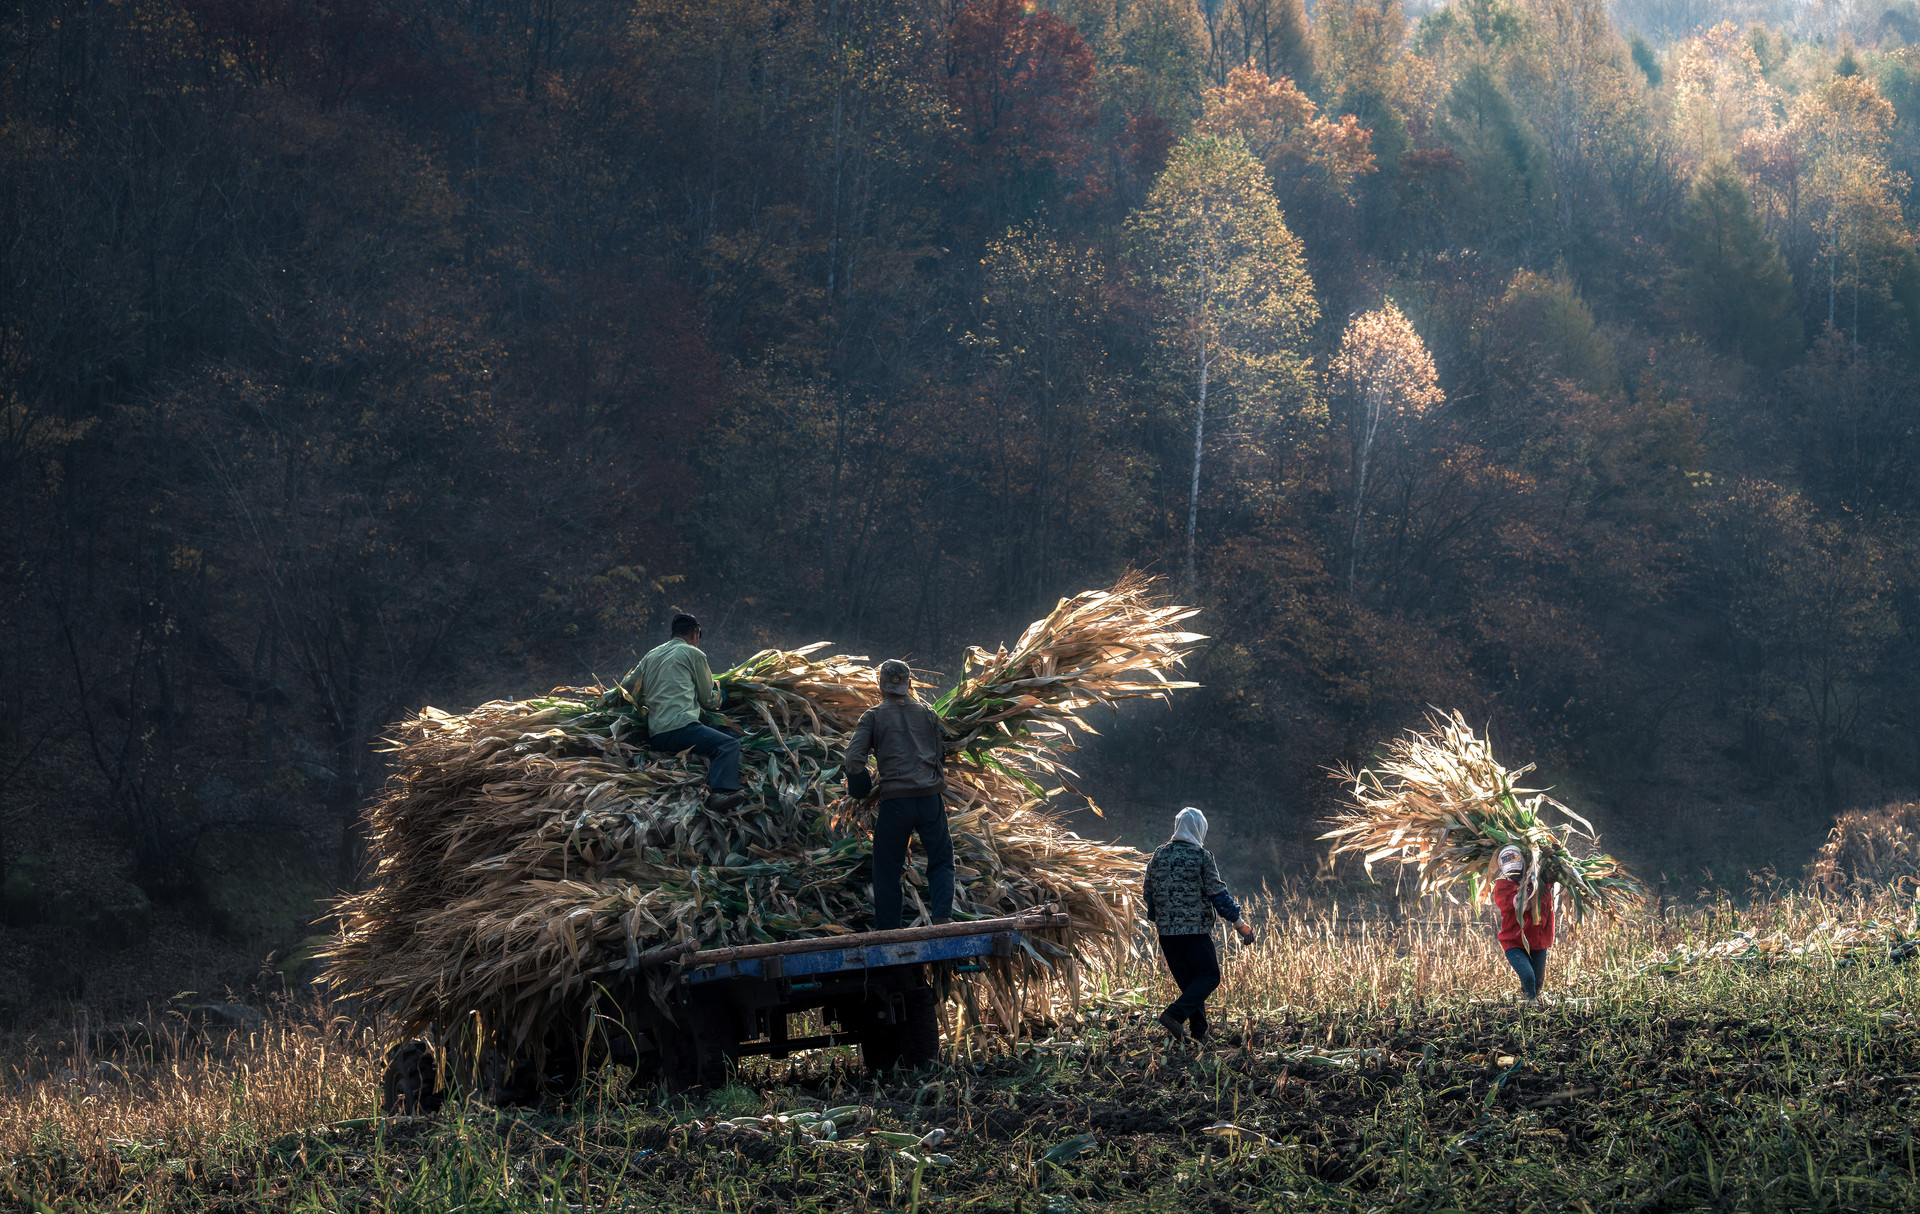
1195, 65, 1375, 203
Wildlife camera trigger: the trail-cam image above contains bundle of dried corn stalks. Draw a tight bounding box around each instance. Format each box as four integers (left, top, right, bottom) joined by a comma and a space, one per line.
1320, 711, 1643, 921
1808, 801, 1920, 893
324, 574, 1201, 1060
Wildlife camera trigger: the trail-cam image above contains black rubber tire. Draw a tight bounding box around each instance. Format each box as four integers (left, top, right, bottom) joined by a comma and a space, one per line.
858, 985, 939, 1074
380, 1040, 444, 1115
896, 985, 940, 1069
651, 1014, 731, 1090
858, 1004, 903, 1074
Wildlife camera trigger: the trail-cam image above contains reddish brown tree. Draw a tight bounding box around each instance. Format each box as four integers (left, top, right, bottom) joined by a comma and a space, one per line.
943, 0, 1101, 223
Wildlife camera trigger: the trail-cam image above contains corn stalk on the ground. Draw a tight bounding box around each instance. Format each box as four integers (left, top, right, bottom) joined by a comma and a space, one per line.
323, 575, 1201, 1061
1638, 903, 1920, 974
1320, 710, 1643, 921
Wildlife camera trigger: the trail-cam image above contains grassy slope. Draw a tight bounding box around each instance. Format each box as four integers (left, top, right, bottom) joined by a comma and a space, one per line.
8, 899, 1919, 1213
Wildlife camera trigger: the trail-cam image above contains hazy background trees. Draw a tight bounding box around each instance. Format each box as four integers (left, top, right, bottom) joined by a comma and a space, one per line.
5, 0, 1920, 1019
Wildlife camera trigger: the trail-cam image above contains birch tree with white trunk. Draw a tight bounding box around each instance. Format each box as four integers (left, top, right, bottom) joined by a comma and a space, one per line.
1331, 301, 1444, 592
1126, 133, 1317, 590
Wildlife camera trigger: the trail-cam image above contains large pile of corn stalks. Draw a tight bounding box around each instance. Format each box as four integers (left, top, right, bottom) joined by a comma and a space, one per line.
1320, 711, 1643, 920
324, 575, 1200, 1059
1808, 801, 1920, 893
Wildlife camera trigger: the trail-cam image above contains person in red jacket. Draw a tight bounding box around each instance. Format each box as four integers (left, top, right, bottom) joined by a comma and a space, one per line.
1492, 844, 1555, 1000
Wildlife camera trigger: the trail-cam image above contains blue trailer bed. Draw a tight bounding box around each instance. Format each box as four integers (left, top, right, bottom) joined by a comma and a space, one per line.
643, 906, 1069, 1085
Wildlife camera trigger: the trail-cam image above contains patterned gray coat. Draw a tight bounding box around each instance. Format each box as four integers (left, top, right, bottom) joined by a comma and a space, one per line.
1143, 839, 1242, 936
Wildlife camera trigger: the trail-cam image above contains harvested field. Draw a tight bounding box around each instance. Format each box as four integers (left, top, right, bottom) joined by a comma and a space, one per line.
5, 884, 1917, 1212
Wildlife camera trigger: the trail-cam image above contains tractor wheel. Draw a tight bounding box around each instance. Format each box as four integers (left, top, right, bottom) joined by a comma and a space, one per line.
857, 984, 940, 1075
896, 985, 940, 1069
381, 1040, 444, 1115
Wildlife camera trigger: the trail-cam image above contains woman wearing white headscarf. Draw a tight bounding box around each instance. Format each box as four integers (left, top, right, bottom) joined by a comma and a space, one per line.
1143, 807, 1252, 1041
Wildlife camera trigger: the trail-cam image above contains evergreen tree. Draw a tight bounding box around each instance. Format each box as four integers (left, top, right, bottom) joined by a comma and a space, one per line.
1439, 63, 1550, 261
1676, 161, 1804, 370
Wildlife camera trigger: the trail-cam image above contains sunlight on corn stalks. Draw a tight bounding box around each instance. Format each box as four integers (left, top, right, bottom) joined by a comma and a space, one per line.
1320, 710, 1643, 920
323, 574, 1201, 1063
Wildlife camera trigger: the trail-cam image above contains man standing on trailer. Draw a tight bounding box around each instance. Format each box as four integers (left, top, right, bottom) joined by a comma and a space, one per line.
617, 614, 746, 812
844, 659, 954, 930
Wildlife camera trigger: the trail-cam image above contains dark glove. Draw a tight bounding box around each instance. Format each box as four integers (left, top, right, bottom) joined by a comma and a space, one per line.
847, 766, 873, 799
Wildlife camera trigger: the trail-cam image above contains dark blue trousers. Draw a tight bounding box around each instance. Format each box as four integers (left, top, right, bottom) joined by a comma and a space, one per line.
1505, 947, 1548, 999
1159, 933, 1220, 1038
648, 722, 741, 791
871, 794, 954, 930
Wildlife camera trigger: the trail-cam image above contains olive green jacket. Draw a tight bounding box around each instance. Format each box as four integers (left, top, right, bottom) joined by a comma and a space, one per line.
621, 638, 721, 735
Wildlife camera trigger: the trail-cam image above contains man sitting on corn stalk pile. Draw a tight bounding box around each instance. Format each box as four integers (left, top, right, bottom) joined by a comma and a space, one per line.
611, 614, 746, 812
845, 659, 954, 930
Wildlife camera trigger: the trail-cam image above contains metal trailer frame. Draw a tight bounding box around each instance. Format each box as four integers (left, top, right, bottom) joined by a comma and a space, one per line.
381, 907, 1069, 1108
637, 907, 1069, 1088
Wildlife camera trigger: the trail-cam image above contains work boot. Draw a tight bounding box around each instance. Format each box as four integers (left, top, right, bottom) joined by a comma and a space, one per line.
1157, 1011, 1187, 1041
705, 790, 746, 812
932, 917, 953, 926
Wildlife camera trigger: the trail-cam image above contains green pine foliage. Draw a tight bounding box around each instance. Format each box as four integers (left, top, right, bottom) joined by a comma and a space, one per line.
1675, 162, 1804, 370
1439, 63, 1551, 261
1629, 33, 1661, 86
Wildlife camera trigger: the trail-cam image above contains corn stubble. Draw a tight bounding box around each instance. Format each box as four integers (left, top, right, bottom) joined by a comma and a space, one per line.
1320, 711, 1644, 919
323, 574, 1202, 1061
6, 884, 1915, 1210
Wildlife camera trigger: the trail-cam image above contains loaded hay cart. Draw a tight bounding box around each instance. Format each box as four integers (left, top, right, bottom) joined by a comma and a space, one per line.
383, 906, 1071, 1109
334, 576, 1201, 1108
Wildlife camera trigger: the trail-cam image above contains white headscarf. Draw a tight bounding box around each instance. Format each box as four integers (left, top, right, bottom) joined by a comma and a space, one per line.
1171, 806, 1208, 847
1497, 845, 1525, 876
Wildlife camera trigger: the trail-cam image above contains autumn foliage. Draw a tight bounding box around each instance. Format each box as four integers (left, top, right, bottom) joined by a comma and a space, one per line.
944, 0, 1101, 212
6, 0, 1920, 1023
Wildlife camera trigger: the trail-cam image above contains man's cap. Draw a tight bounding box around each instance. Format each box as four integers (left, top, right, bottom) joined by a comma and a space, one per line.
878, 660, 913, 694
671, 613, 701, 637
1497, 845, 1526, 874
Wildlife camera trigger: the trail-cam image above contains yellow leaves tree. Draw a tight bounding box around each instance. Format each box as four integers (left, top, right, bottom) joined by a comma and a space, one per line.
1112, 0, 1211, 128
1739, 71, 1910, 342
1796, 75, 1910, 337
1329, 302, 1443, 591
1125, 133, 1318, 588
1670, 21, 1781, 166
1315, 0, 1411, 108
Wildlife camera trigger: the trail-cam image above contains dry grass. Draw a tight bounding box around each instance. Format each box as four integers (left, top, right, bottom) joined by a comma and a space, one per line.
1088, 881, 1914, 1018
0, 1003, 378, 1200
6, 881, 1916, 1210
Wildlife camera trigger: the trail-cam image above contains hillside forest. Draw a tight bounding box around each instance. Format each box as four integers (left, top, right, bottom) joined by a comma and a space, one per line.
4, 0, 1920, 1020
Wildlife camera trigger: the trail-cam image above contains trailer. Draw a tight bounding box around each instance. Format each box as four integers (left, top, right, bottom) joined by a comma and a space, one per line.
381, 905, 1070, 1109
